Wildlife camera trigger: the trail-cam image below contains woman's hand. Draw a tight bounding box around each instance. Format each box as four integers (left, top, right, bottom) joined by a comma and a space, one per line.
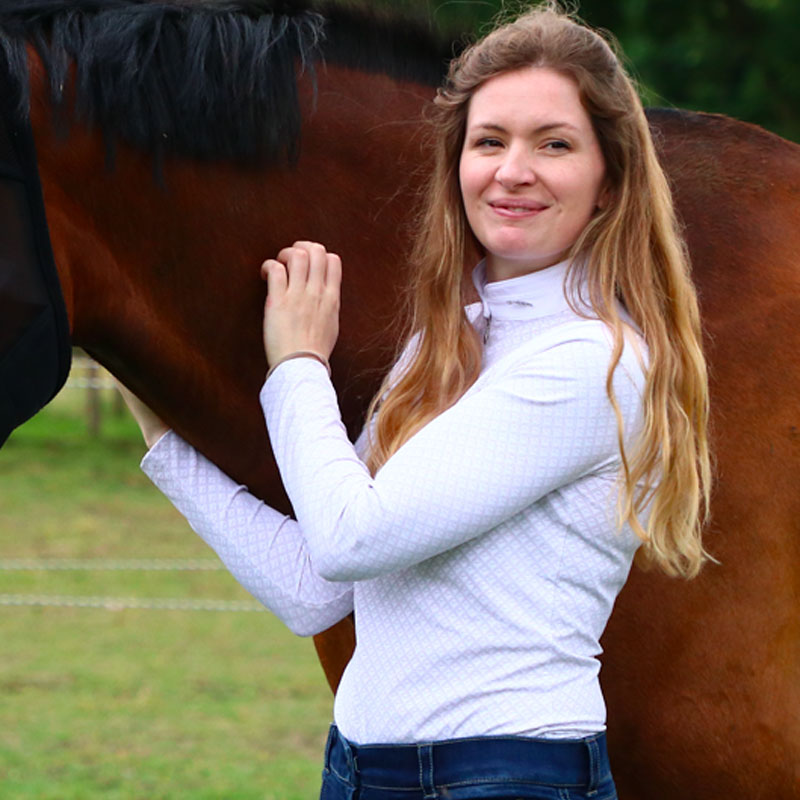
261, 241, 341, 370
114, 380, 170, 449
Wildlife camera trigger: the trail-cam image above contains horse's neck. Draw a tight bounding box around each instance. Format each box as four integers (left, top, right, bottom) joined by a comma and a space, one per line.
29, 53, 433, 506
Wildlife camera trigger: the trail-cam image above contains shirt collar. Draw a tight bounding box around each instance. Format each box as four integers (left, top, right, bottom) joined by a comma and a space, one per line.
471, 258, 587, 322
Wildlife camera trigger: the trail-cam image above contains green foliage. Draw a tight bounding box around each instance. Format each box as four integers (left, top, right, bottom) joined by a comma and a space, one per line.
378, 0, 799, 142
577, 0, 800, 142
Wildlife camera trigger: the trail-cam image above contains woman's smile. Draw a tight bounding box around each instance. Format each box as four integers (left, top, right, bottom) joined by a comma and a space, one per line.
489, 199, 548, 217
459, 66, 608, 281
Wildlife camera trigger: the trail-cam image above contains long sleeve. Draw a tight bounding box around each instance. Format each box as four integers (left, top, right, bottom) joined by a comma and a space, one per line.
141, 432, 354, 636
261, 319, 645, 583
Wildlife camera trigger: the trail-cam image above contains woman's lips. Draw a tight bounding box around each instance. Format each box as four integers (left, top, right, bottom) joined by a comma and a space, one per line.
488, 200, 548, 218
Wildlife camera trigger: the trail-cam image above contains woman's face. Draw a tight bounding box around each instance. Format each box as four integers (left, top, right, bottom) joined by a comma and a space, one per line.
459, 66, 607, 282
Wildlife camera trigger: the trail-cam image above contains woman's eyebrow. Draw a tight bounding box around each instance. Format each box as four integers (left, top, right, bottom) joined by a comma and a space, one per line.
467, 121, 582, 134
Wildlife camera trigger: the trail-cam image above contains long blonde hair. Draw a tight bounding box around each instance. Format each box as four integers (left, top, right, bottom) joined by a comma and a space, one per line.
365, 2, 711, 578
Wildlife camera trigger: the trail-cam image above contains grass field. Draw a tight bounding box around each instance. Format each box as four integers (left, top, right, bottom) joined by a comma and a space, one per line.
0, 372, 333, 799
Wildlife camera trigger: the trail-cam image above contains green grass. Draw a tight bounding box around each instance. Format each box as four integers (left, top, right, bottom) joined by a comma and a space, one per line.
0, 379, 334, 799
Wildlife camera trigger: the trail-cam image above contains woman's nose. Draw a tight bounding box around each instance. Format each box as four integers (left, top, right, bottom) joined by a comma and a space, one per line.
495, 147, 536, 187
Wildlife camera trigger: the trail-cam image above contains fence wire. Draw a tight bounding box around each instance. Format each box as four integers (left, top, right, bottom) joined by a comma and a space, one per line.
0, 558, 264, 613
0, 594, 265, 612
12, 356, 245, 611
0, 558, 224, 571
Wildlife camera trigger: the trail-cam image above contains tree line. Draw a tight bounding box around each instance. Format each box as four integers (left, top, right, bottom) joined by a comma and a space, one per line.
379, 0, 799, 143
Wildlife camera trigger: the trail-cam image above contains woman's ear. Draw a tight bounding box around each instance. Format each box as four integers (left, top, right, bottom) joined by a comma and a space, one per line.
596, 181, 612, 211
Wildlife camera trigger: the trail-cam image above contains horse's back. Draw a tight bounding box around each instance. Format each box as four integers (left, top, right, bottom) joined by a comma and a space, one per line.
603, 109, 800, 799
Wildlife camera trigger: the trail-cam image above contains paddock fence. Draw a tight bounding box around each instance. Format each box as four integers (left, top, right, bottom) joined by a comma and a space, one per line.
6, 360, 268, 614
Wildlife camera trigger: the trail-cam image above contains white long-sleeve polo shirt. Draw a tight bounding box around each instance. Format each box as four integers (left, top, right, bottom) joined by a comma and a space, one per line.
142, 258, 646, 744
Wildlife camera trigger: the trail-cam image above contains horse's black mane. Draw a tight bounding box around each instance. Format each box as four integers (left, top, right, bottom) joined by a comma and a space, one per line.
0, 0, 452, 164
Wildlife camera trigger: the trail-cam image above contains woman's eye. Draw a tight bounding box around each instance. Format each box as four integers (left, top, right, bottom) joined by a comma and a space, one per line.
476, 137, 503, 148
545, 140, 570, 151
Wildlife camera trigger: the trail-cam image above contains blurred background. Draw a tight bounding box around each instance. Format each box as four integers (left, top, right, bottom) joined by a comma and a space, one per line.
396, 0, 800, 142
1, 2, 796, 799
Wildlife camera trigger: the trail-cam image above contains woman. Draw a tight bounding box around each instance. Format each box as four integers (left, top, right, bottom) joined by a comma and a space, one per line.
122, 3, 710, 798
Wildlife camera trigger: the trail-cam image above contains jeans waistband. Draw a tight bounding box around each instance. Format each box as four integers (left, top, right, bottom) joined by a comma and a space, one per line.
324, 724, 611, 795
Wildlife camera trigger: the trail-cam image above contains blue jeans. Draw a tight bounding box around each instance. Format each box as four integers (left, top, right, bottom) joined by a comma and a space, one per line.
319, 724, 618, 800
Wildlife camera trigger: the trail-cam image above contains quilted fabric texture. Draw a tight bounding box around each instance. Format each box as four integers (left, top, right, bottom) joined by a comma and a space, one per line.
142, 258, 646, 744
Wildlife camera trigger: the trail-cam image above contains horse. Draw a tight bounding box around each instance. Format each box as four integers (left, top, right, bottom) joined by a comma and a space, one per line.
1, 2, 798, 798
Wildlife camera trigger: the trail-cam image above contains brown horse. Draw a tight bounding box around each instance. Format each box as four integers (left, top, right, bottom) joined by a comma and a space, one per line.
1, 2, 798, 798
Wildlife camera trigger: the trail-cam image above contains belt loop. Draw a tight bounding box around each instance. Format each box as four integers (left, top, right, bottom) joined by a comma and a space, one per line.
331, 725, 360, 788
342, 736, 358, 779
585, 735, 600, 796
417, 742, 437, 799
324, 724, 336, 769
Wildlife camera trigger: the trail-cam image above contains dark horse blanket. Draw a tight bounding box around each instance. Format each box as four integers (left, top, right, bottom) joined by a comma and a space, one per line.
0, 52, 70, 447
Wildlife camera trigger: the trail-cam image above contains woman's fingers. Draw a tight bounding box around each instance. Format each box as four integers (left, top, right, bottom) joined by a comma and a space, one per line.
278, 245, 309, 292
262, 258, 287, 305
275, 242, 328, 295
262, 241, 342, 371
272, 241, 339, 298
324, 252, 342, 306
304, 242, 329, 296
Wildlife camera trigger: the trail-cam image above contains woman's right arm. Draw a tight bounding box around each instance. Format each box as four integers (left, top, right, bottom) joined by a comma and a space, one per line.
118, 384, 354, 637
